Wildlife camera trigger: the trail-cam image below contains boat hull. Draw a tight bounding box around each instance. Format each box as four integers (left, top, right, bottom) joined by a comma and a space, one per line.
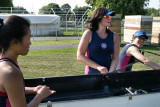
39, 92, 160, 107
25, 70, 160, 107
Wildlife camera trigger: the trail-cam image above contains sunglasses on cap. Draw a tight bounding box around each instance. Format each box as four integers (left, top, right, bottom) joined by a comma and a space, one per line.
103, 15, 112, 18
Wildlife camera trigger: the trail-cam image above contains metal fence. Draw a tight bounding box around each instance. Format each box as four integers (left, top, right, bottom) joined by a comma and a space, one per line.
0, 7, 90, 38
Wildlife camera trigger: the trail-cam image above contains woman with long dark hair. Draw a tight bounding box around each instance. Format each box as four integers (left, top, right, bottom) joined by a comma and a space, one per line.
0, 15, 55, 107
77, 7, 120, 74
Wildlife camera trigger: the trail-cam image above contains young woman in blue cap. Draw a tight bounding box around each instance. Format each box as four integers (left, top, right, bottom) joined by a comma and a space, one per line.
117, 31, 160, 72
0, 15, 56, 107
77, 7, 120, 74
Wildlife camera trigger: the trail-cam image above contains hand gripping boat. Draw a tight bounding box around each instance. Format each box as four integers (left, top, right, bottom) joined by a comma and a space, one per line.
25, 69, 160, 107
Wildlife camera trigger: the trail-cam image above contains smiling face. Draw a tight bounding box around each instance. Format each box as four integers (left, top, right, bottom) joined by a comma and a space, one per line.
132, 35, 147, 48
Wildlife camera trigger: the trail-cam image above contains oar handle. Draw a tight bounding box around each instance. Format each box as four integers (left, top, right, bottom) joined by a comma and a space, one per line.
113, 60, 139, 73
140, 49, 160, 57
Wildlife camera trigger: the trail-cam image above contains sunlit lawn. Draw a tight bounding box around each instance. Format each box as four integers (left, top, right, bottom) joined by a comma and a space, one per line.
19, 40, 160, 78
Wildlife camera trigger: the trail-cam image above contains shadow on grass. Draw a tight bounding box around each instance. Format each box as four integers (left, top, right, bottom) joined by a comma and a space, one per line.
141, 45, 160, 51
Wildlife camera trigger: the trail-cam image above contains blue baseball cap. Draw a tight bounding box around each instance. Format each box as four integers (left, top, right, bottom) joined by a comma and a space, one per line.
105, 10, 115, 16
133, 31, 148, 39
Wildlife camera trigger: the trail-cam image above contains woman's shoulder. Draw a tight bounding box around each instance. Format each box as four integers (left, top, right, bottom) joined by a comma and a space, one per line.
112, 32, 119, 37
0, 62, 21, 78
127, 44, 138, 48
82, 29, 92, 38
80, 29, 93, 43
127, 44, 139, 54
84, 29, 92, 35
112, 32, 120, 42
0, 62, 23, 94
124, 44, 137, 49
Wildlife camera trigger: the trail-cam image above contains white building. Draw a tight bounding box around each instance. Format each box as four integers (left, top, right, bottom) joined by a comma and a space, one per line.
0, 14, 61, 36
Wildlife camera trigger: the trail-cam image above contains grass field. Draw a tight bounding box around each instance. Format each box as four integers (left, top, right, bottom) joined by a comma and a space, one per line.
19, 48, 84, 78
18, 39, 160, 78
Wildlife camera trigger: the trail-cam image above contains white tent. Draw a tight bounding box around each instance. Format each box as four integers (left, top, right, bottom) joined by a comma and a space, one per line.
0, 14, 61, 36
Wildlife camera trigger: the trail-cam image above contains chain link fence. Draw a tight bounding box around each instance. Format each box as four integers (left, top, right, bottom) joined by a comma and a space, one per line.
1, 6, 160, 41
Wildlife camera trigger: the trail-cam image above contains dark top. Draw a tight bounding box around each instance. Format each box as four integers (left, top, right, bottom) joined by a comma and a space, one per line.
85, 31, 114, 74
116, 44, 136, 72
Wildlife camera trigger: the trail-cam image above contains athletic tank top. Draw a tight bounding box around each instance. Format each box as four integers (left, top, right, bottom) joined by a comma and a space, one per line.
0, 57, 22, 107
85, 31, 114, 74
116, 44, 136, 72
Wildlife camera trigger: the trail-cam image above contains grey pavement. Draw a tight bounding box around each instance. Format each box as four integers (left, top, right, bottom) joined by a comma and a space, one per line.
30, 37, 80, 50
31, 36, 81, 41
30, 44, 79, 50
29, 37, 126, 50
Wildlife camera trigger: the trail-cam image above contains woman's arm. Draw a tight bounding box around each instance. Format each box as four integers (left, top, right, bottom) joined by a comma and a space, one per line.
77, 29, 109, 73
3, 68, 28, 107
3, 68, 55, 107
109, 32, 120, 72
27, 85, 55, 107
25, 87, 36, 94
127, 46, 160, 70
25, 85, 43, 94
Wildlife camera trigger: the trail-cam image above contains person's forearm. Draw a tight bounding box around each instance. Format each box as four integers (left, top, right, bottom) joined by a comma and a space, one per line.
77, 55, 100, 70
25, 87, 36, 94
109, 58, 119, 73
27, 94, 43, 107
145, 60, 160, 70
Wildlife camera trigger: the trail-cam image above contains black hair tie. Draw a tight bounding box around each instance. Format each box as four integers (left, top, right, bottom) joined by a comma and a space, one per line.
0, 18, 3, 30
0, 18, 3, 24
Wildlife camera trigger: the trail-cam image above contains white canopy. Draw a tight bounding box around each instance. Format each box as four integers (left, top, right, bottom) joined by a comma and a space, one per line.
0, 14, 60, 24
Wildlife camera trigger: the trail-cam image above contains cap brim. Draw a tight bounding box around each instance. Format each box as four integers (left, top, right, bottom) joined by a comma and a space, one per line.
105, 10, 115, 16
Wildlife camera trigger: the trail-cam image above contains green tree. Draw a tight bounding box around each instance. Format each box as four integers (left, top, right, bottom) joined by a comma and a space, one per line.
85, 0, 149, 19
60, 4, 72, 22
0, 0, 29, 14
12, 6, 29, 14
73, 6, 91, 21
61, 3, 71, 13
0, 0, 13, 13
0, 0, 13, 7
39, 3, 62, 14
146, 8, 160, 16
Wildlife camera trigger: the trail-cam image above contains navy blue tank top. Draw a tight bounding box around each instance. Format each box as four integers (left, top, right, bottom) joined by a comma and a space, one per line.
85, 31, 114, 74
116, 44, 136, 72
